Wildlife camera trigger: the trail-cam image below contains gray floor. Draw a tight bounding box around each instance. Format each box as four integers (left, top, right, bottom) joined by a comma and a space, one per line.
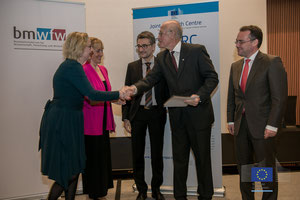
57, 171, 300, 200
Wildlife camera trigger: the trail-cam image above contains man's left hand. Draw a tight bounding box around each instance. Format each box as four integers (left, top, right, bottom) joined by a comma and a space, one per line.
184, 94, 200, 106
264, 129, 277, 139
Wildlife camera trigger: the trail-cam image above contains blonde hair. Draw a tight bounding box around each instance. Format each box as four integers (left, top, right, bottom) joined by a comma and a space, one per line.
90, 37, 104, 50
63, 32, 89, 60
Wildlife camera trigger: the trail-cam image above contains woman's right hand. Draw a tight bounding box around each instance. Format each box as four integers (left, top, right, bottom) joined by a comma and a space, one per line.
119, 86, 133, 100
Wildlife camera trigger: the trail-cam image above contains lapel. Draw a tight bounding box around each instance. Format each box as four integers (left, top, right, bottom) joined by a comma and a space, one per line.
98, 65, 112, 91
87, 63, 104, 89
245, 51, 263, 92
134, 59, 144, 103
233, 59, 244, 95
137, 59, 143, 80
177, 43, 189, 78
164, 50, 178, 76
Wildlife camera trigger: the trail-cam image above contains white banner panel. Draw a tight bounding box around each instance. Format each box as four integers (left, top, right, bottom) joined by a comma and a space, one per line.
132, 1, 224, 196
0, 0, 85, 199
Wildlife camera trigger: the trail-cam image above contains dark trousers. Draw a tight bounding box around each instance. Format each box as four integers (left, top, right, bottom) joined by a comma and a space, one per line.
235, 115, 278, 200
169, 108, 213, 200
131, 106, 166, 193
82, 134, 113, 198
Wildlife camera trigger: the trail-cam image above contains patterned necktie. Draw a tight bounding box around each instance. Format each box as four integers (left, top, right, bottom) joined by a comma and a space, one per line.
144, 62, 152, 109
240, 59, 251, 93
170, 51, 177, 71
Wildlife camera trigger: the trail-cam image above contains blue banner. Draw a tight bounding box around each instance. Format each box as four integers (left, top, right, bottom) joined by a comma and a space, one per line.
133, 1, 219, 19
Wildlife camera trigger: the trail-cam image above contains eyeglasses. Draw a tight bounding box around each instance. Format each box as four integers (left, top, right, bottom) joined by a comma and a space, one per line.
135, 44, 152, 49
234, 39, 253, 45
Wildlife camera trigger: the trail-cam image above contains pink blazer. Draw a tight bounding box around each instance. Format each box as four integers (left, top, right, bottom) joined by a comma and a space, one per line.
82, 63, 115, 135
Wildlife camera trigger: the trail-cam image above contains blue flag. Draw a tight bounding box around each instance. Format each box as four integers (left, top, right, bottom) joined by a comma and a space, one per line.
251, 167, 273, 182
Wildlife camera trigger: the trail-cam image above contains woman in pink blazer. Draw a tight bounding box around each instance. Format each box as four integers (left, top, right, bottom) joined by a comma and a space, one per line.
82, 37, 118, 199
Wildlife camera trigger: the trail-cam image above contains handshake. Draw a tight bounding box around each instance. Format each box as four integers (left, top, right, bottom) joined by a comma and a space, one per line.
118, 85, 137, 101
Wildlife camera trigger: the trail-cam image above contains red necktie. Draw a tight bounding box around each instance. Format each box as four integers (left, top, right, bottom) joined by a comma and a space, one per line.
240, 59, 250, 93
170, 51, 177, 71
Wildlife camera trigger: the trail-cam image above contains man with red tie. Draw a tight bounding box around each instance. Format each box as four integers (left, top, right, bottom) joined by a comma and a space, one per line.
122, 31, 169, 200
227, 25, 288, 200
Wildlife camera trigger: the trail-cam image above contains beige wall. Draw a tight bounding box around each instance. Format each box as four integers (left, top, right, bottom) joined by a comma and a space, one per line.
219, 0, 267, 132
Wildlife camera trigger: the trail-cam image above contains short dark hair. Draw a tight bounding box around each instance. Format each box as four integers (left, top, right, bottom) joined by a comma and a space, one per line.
240, 25, 263, 48
137, 31, 156, 45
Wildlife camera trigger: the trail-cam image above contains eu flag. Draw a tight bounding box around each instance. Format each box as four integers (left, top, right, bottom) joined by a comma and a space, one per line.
251, 167, 273, 182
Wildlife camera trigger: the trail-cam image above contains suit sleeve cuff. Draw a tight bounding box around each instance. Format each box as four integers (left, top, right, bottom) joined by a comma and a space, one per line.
132, 85, 138, 95
266, 125, 278, 132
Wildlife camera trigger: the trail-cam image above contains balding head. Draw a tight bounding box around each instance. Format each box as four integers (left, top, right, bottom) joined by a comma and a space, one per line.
162, 20, 183, 40
158, 20, 182, 50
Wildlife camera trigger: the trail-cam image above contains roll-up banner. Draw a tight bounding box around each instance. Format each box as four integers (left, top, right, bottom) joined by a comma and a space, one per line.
0, 0, 85, 198
132, 1, 224, 197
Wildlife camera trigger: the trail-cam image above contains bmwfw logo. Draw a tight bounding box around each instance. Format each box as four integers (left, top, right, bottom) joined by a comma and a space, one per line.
13, 26, 67, 51
13, 26, 66, 41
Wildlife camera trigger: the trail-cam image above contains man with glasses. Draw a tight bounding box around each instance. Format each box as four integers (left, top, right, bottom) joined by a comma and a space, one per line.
122, 31, 169, 200
126, 20, 219, 200
227, 25, 287, 200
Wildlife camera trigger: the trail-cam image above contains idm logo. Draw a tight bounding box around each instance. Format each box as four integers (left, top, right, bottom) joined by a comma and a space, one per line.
13, 26, 66, 41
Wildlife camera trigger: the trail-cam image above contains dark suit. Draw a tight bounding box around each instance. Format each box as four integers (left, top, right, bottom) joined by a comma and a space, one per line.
134, 43, 219, 200
122, 58, 168, 194
227, 51, 287, 200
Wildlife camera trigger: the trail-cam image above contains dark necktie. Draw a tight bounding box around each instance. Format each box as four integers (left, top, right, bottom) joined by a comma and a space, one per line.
170, 51, 177, 71
240, 59, 251, 93
144, 62, 152, 109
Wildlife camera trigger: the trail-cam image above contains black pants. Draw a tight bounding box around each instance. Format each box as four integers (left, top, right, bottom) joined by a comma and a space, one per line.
131, 106, 166, 193
169, 108, 213, 200
82, 134, 113, 198
235, 115, 278, 200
